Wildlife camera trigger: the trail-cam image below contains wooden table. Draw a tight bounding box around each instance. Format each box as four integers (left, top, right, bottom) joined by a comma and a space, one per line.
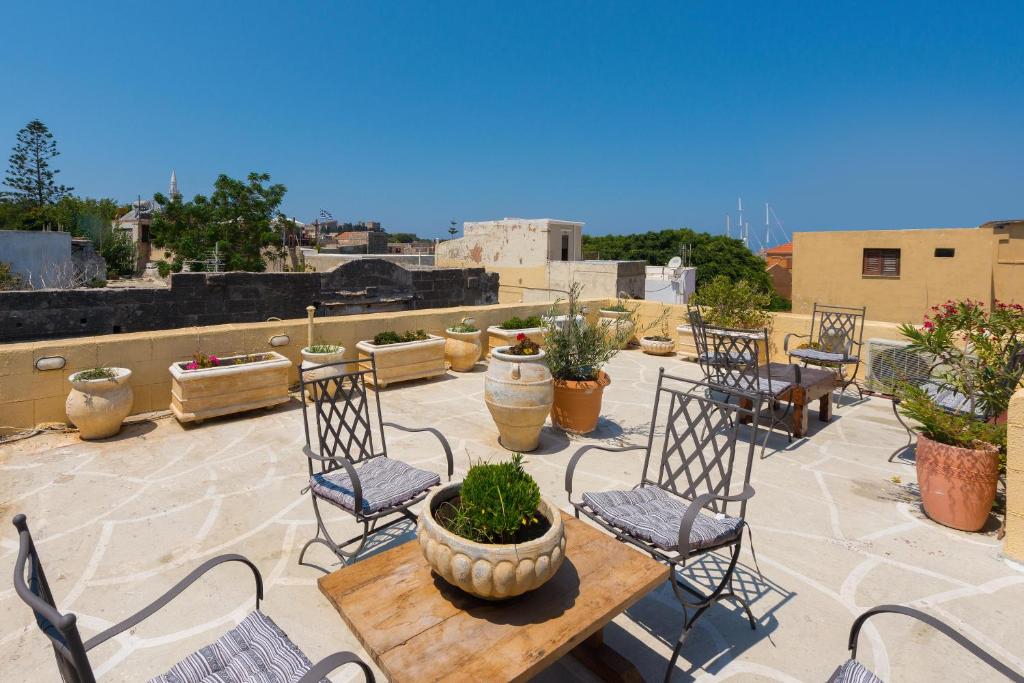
759, 362, 835, 437
318, 512, 669, 683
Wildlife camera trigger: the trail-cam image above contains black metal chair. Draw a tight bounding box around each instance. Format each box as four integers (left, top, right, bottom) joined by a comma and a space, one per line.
828, 604, 1024, 682
565, 370, 763, 682
784, 303, 866, 403
11, 514, 375, 683
298, 356, 454, 572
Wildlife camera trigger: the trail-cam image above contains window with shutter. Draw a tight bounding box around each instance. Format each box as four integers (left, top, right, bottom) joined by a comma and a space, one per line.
863, 248, 900, 277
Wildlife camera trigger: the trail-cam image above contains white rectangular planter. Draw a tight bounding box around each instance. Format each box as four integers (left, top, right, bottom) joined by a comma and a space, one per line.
356, 335, 446, 388
487, 326, 546, 355
169, 351, 292, 423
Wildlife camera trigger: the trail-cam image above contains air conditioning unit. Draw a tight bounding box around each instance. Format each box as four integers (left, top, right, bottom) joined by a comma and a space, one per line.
864, 338, 932, 395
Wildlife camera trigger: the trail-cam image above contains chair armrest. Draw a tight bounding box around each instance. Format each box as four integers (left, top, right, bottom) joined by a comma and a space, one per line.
302, 445, 363, 513
302, 444, 338, 463
297, 651, 375, 683
677, 485, 755, 558
382, 422, 455, 478
847, 605, 1024, 682
783, 333, 809, 354
565, 444, 648, 501
83, 554, 263, 651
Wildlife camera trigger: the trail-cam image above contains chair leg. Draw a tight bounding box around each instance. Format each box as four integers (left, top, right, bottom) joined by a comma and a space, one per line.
888, 399, 916, 463
299, 496, 415, 572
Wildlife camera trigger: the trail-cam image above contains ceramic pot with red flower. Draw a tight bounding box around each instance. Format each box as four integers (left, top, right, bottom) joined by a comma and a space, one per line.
484, 346, 553, 451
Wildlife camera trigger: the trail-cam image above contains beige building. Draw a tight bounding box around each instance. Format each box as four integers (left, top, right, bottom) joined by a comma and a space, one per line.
436, 218, 644, 302
792, 220, 1024, 323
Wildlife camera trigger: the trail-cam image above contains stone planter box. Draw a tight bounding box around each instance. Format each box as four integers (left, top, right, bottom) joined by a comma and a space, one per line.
676, 324, 768, 364
487, 326, 546, 356
169, 352, 292, 424
418, 481, 566, 600
356, 334, 446, 388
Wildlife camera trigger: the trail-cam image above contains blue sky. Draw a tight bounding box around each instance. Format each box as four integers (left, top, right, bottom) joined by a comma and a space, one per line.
1, 2, 1021, 242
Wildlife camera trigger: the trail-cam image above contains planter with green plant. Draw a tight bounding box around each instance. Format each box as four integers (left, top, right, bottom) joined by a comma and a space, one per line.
598, 298, 638, 349
66, 367, 133, 439
544, 283, 632, 433
300, 342, 346, 381
169, 351, 292, 424
639, 304, 676, 356
895, 299, 1024, 531
356, 329, 446, 388
681, 275, 773, 362
445, 317, 483, 372
485, 333, 553, 451
417, 454, 565, 599
487, 315, 547, 355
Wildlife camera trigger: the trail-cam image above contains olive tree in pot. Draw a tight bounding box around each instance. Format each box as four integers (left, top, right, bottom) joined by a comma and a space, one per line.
544, 282, 634, 433
896, 299, 1024, 531
418, 454, 565, 600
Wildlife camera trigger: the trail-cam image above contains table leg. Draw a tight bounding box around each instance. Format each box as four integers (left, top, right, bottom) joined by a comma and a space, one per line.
819, 391, 832, 423
738, 395, 753, 424
570, 628, 643, 683
791, 386, 808, 438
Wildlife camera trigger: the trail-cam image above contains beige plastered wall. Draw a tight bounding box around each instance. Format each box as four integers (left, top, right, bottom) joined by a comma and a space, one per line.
1006, 388, 1024, 561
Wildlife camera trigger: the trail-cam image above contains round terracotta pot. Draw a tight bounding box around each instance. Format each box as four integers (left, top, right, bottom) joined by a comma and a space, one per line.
444, 329, 482, 372
915, 433, 1000, 532
484, 347, 553, 451
550, 371, 610, 434
66, 368, 133, 440
418, 482, 566, 600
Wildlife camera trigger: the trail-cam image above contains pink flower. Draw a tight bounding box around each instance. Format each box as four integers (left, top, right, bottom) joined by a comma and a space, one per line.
209, 355, 220, 366
923, 321, 934, 331
186, 361, 198, 370
516, 333, 527, 342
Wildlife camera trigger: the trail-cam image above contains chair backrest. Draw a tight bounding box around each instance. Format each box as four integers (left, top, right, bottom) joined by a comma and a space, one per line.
811, 303, 866, 357
705, 326, 770, 396
12, 515, 95, 683
688, 308, 713, 379
640, 370, 763, 519
300, 356, 387, 474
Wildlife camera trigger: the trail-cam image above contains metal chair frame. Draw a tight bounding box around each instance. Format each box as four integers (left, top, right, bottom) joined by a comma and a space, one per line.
784, 302, 867, 403
11, 514, 375, 683
298, 356, 453, 572
829, 604, 1024, 682
565, 370, 763, 682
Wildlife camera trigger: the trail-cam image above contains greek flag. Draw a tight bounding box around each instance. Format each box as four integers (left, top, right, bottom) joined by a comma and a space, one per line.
319, 208, 333, 220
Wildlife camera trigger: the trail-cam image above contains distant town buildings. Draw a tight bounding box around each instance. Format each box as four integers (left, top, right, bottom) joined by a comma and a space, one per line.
762, 241, 793, 300
115, 170, 180, 272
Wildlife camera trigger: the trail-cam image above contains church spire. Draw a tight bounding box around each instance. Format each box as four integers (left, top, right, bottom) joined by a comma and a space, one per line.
169, 170, 179, 199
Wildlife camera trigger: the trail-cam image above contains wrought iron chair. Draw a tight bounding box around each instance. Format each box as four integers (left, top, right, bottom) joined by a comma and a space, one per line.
784, 302, 866, 402
299, 356, 454, 572
828, 604, 1024, 682
704, 326, 798, 458
889, 344, 1024, 462
565, 370, 763, 682
11, 514, 375, 683
688, 308, 755, 371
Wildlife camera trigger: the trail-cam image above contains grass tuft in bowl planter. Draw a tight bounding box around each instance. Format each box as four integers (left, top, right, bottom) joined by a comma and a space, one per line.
445, 317, 483, 372
418, 454, 566, 599
356, 329, 446, 388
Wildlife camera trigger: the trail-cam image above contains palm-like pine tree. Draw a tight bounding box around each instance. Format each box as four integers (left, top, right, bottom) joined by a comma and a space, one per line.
3, 119, 72, 207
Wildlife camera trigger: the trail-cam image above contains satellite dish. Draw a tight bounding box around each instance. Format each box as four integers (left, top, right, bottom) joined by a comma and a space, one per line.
667, 256, 682, 269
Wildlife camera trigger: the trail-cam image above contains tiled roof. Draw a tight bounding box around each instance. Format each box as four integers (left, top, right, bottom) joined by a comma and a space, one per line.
764, 241, 793, 255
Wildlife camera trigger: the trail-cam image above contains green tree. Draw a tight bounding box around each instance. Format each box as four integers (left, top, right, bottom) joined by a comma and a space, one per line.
388, 232, 420, 243
2, 119, 72, 208
151, 172, 287, 272
100, 228, 136, 278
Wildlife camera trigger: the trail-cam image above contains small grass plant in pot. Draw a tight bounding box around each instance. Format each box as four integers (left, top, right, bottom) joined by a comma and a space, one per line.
300, 342, 346, 399
66, 366, 134, 440
445, 317, 482, 372
484, 333, 553, 451
639, 304, 676, 356
896, 299, 1024, 531
545, 282, 632, 433
418, 454, 565, 599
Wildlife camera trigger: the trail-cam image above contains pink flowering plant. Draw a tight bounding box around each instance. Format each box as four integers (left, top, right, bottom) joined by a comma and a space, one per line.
185, 353, 221, 370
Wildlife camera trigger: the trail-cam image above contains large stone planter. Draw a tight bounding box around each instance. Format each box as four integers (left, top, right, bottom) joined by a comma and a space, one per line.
418, 481, 566, 600
484, 347, 553, 452
487, 326, 545, 356
676, 324, 699, 360
599, 309, 635, 349
300, 346, 346, 401
66, 368, 133, 439
169, 352, 292, 424
445, 329, 483, 372
916, 433, 1000, 532
356, 334, 446, 388
551, 371, 611, 434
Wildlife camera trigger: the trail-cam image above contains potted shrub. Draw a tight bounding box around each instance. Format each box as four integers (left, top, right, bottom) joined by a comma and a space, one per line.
598, 297, 637, 349
65, 367, 133, 439
356, 329, 446, 388
445, 317, 483, 372
639, 305, 675, 356
487, 315, 546, 355
300, 343, 346, 381
682, 275, 773, 362
418, 454, 566, 600
896, 299, 1024, 531
169, 352, 292, 424
485, 333, 553, 451
544, 283, 632, 433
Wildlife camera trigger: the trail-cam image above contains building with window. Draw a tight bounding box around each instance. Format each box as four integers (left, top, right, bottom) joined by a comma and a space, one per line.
791, 220, 1024, 323
762, 241, 793, 300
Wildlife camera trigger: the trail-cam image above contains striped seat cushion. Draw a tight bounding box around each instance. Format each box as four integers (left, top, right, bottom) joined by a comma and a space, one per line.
718, 371, 792, 397
827, 659, 882, 683
582, 486, 743, 553
311, 456, 439, 514
147, 610, 328, 683
921, 380, 984, 417
698, 351, 756, 366
789, 348, 856, 365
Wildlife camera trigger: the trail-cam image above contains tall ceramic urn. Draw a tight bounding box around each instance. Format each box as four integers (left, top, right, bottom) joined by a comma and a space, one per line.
484, 347, 553, 452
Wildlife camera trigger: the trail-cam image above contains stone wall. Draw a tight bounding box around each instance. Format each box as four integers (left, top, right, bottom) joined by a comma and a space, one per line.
0, 259, 497, 343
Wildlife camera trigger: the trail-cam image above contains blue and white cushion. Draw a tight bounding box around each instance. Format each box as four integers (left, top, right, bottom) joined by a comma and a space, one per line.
698, 351, 757, 366
311, 456, 439, 514
583, 486, 743, 553
827, 659, 882, 683
920, 380, 984, 417
148, 610, 328, 683
789, 348, 856, 364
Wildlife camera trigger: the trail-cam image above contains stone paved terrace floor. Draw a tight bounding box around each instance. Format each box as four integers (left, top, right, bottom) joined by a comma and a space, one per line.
2, 351, 1023, 682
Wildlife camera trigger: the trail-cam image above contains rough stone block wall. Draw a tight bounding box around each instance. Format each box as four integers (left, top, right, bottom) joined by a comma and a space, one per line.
0, 259, 498, 342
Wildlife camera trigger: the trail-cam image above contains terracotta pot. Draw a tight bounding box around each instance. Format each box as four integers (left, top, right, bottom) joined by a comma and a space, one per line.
915, 433, 1000, 532
418, 482, 566, 600
484, 347, 553, 451
551, 371, 610, 434
444, 329, 482, 372
640, 336, 675, 356
66, 368, 133, 440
